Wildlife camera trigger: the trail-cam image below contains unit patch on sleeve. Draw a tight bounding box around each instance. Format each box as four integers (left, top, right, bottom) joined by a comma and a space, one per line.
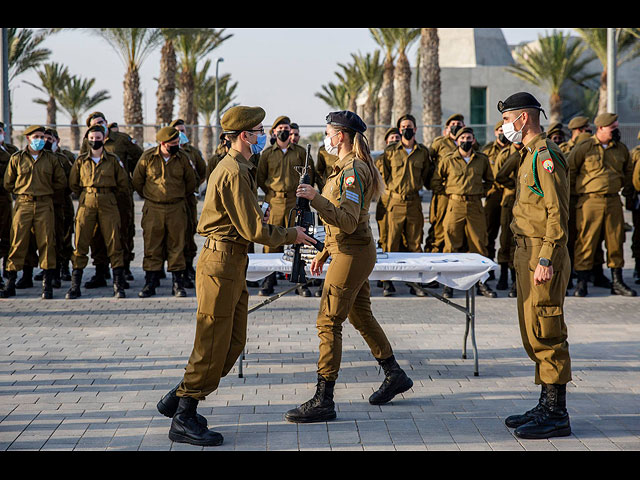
344, 175, 355, 186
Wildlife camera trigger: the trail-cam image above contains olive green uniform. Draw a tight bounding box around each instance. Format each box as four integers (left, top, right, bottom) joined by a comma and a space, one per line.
568, 135, 634, 271
511, 133, 571, 385
0, 143, 19, 264
132, 146, 197, 273
310, 151, 393, 381
314, 145, 339, 193
181, 143, 207, 268
177, 148, 298, 400
374, 153, 391, 249
380, 141, 431, 252
631, 147, 640, 268
427, 135, 458, 252
432, 149, 494, 255
481, 140, 508, 260
494, 144, 520, 266
257, 142, 316, 254
69, 151, 129, 270
3, 149, 67, 272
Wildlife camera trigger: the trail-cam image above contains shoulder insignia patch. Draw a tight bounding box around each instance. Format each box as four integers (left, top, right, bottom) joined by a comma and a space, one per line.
345, 175, 355, 186
542, 158, 554, 173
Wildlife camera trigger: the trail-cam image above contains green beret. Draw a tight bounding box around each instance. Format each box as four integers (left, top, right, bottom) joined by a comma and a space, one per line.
169, 119, 185, 128
156, 126, 179, 143
547, 122, 563, 135
445, 113, 464, 126
454, 126, 474, 140
84, 124, 107, 138
384, 127, 400, 141
271, 115, 290, 130
568, 116, 589, 130
221, 106, 266, 133
594, 112, 618, 128
86, 111, 106, 127
494, 120, 504, 131
396, 114, 416, 129
24, 125, 45, 136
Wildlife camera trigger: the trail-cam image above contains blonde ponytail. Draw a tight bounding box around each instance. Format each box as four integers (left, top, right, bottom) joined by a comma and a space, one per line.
353, 131, 385, 201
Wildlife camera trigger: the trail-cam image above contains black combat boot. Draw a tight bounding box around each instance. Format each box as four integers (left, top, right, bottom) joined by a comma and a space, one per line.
295, 285, 312, 297
183, 262, 195, 289
34, 269, 45, 281
124, 261, 134, 281
369, 355, 414, 405
591, 264, 612, 288
259, 273, 276, 296
168, 396, 223, 446
112, 267, 126, 298
610, 268, 637, 296
52, 265, 62, 289
157, 384, 207, 426
508, 268, 517, 297
514, 383, 571, 439
172, 271, 187, 297
314, 280, 324, 297
477, 281, 497, 298
65, 269, 83, 299
60, 261, 71, 282
41, 269, 54, 299
284, 375, 337, 423
442, 285, 453, 298
0, 271, 17, 298
505, 384, 548, 428
573, 270, 589, 297
84, 264, 108, 289
138, 271, 158, 298
382, 281, 395, 297
408, 283, 427, 296
496, 263, 509, 290
16, 265, 34, 289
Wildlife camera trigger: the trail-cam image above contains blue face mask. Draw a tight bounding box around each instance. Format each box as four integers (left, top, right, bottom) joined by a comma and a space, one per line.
250, 133, 267, 155
179, 131, 189, 145
30, 138, 45, 151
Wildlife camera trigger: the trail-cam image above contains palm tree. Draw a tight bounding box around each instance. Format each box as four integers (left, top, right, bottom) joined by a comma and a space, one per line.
90, 28, 163, 144
419, 28, 442, 145
174, 28, 233, 145
57, 75, 110, 150
390, 28, 420, 125
335, 61, 365, 113
315, 82, 349, 110
351, 50, 383, 144
23, 62, 70, 126
574, 28, 640, 115
370, 28, 397, 149
506, 30, 598, 123
155, 28, 180, 129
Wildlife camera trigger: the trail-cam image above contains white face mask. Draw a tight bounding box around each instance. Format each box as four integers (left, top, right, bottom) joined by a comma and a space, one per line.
324, 132, 340, 156
502, 113, 524, 144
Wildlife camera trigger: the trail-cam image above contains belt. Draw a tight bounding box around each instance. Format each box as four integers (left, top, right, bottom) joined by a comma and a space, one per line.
84, 187, 114, 194
203, 238, 249, 254
389, 191, 419, 201
270, 191, 293, 199
513, 236, 543, 247
582, 193, 619, 198
449, 194, 482, 201
16, 194, 52, 201
147, 198, 184, 205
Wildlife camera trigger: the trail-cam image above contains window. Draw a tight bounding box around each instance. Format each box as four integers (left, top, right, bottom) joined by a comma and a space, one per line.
470, 87, 487, 145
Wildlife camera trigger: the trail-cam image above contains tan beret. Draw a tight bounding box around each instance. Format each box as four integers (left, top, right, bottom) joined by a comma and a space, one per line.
84, 124, 106, 138
568, 116, 589, 130
221, 106, 266, 133
271, 115, 291, 130
547, 122, 563, 135
494, 120, 504, 131
24, 125, 45, 136
169, 119, 185, 128
156, 126, 179, 143
594, 113, 618, 127
85, 111, 106, 127
454, 126, 474, 140
446, 113, 464, 126
384, 127, 400, 141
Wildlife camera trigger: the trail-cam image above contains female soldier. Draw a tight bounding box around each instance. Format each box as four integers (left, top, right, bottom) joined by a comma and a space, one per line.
284, 111, 413, 423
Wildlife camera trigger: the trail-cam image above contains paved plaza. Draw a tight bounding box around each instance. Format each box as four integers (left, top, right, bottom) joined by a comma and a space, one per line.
1, 197, 639, 451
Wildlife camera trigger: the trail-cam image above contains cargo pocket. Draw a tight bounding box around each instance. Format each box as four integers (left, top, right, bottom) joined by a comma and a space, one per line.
322, 284, 353, 319
197, 275, 235, 317
535, 305, 564, 339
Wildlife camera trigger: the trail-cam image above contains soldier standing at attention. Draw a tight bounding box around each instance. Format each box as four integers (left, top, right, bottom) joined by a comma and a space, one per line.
0, 122, 19, 287
65, 125, 130, 299
630, 132, 640, 283
1, 125, 67, 299
379, 114, 431, 297
498, 92, 572, 439
257, 115, 316, 297
569, 113, 636, 297
155, 106, 314, 447
285, 111, 413, 424
431, 127, 497, 299
132, 127, 198, 298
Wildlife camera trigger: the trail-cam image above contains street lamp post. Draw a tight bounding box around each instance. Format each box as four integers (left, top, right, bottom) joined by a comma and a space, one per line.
214, 57, 224, 141
1, 28, 10, 139
607, 28, 617, 114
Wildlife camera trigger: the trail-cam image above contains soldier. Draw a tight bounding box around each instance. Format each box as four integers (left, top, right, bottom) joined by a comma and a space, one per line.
498, 92, 572, 440
80, 112, 143, 288
1, 125, 66, 299
547, 122, 566, 146
285, 110, 412, 424
559, 116, 591, 155
431, 127, 497, 299
256, 115, 316, 297
315, 137, 339, 194
569, 113, 636, 297
0, 122, 19, 287
481, 120, 510, 271
379, 114, 431, 297
631, 132, 640, 283
289, 122, 301, 145
132, 127, 198, 298
108, 122, 119, 133
155, 105, 313, 446
170, 119, 208, 288
65, 125, 130, 299
374, 127, 401, 254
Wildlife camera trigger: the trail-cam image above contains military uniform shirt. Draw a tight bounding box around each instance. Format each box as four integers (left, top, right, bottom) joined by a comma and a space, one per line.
69, 151, 130, 196
4, 149, 67, 196
132, 147, 197, 203
381, 141, 431, 196
431, 149, 494, 196
257, 142, 315, 194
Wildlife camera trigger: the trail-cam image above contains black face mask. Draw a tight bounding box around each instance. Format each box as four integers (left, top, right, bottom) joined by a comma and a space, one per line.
450, 124, 462, 136
498, 133, 510, 145
44, 140, 52, 151
459, 141, 473, 153
168, 144, 180, 155
611, 128, 621, 142
402, 128, 415, 140
277, 130, 290, 142
88, 140, 104, 150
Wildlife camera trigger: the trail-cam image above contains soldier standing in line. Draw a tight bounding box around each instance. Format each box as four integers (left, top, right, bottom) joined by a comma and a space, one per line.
630, 132, 640, 283
374, 127, 401, 253
0, 122, 19, 288
546, 122, 566, 146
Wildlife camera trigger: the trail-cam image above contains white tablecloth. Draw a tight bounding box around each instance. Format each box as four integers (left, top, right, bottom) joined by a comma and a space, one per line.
247, 252, 499, 291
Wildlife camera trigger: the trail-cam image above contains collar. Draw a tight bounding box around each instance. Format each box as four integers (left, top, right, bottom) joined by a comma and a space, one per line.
333, 151, 356, 174
229, 148, 256, 170
522, 132, 547, 155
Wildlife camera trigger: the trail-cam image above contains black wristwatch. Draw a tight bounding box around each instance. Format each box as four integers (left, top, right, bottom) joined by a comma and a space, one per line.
539, 257, 552, 267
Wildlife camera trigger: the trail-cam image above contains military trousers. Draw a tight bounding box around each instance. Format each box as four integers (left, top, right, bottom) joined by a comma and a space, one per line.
443, 197, 488, 256
263, 191, 296, 254
141, 199, 187, 272
178, 242, 249, 400
375, 192, 389, 250
316, 238, 393, 381
427, 193, 449, 253
0, 192, 11, 261
184, 193, 199, 262
497, 198, 515, 266
484, 188, 503, 261
514, 237, 571, 385
90, 187, 134, 266
7, 195, 56, 271
573, 195, 625, 271
72, 192, 123, 270
632, 207, 640, 261
386, 194, 423, 252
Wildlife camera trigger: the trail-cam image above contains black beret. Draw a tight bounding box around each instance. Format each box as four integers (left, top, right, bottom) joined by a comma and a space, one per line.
384, 127, 400, 141
221, 106, 266, 133
326, 110, 366, 134
156, 126, 179, 143
396, 114, 417, 129
169, 119, 185, 128
497, 92, 543, 114
84, 124, 107, 138
24, 125, 46, 136
85, 111, 106, 127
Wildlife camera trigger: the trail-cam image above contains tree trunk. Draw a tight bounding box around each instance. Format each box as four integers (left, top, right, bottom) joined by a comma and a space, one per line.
179, 69, 197, 143
420, 28, 442, 145
392, 50, 412, 125
363, 96, 376, 147
375, 56, 394, 150
47, 96, 56, 126
123, 65, 144, 145
598, 69, 608, 115
549, 92, 563, 124
203, 124, 213, 160
71, 115, 80, 151
155, 39, 177, 130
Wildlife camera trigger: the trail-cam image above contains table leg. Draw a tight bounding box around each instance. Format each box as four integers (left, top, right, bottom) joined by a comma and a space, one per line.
470, 285, 479, 376
239, 348, 244, 378
463, 289, 470, 359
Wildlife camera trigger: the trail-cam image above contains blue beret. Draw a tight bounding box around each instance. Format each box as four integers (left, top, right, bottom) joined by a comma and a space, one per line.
326, 110, 366, 134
